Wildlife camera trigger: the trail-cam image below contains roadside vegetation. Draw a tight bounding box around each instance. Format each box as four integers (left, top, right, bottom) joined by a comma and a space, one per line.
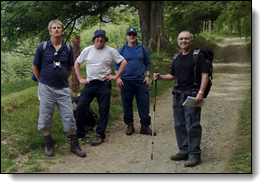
226, 90, 251, 173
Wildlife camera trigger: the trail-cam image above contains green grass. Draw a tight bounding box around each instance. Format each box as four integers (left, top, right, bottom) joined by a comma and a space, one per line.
1, 78, 38, 97
226, 90, 251, 173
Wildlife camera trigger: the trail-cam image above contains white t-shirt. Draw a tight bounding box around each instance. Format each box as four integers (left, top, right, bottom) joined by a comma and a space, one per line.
77, 45, 124, 82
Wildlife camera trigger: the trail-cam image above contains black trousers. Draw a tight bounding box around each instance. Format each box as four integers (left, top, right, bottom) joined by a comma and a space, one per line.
76, 80, 111, 139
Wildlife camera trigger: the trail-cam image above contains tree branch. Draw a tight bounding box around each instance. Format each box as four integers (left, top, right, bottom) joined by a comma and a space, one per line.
11, 50, 35, 57
65, 20, 76, 42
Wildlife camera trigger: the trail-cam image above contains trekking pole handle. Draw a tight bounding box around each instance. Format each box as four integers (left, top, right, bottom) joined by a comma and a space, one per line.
151, 72, 158, 85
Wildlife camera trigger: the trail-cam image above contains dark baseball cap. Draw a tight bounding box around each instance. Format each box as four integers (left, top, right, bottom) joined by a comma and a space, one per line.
127, 28, 137, 34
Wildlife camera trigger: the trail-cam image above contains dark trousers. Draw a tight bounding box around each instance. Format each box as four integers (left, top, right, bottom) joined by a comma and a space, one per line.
76, 80, 111, 139
172, 93, 202, 159
121, 79, 151, 125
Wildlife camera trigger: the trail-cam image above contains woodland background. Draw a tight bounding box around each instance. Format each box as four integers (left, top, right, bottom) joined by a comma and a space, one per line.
1, 1, 251, 84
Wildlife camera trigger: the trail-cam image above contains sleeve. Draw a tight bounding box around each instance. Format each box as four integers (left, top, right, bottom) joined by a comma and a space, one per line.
114, 46, 124, 71
198, 52, 209, 73
169, 59, 175, 76
143, 46, 151, 71
111, 48, 124, 65
76, 47, 89, 64
32, 43, 43, 67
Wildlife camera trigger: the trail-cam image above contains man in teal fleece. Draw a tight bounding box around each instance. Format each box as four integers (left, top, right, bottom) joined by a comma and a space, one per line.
115, 28, 156, 136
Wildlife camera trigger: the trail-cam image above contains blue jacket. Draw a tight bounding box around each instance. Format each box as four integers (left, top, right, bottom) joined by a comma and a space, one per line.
114, 42, 151, 80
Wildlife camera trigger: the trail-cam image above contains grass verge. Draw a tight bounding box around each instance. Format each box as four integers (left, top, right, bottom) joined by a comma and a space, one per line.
226, 89, 251, 173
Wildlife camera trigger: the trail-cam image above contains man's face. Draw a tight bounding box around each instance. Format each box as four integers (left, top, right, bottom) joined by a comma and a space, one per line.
94, 35, 106, 48
50, 23, 64, 37
177, 32, 193, 50
127, 32, 137, 43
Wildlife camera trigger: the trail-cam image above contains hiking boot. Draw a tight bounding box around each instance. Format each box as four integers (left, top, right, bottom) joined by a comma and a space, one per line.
90, 134, 103, 146
70, 139, 86, 157
184, 158, 201, 167
140, 124, 156, 136
126, 122, 135, 135
44, 139, 54, 157
170, 153, 189, 161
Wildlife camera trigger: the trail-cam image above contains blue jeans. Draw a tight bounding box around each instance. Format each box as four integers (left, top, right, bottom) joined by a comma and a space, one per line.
172, 96, 202, 159
121, 79, 151, 125
76, 80, 111, 139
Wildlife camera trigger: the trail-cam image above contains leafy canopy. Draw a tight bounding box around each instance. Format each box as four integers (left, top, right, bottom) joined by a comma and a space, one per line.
1, 1, 122, 52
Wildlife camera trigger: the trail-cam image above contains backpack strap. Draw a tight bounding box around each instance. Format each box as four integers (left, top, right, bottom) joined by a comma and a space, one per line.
141, 45, 146, 62
193, 49, 200, 86
121, 44, 146, 64
120, 45, 126, 55
172, 52, 181, 87
42, 41, 48, 54
66, 42, 71, 52
173, 52, 181, 60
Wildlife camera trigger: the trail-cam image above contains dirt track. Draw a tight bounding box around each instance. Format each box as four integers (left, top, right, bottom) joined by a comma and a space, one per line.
33, 37, 251, 173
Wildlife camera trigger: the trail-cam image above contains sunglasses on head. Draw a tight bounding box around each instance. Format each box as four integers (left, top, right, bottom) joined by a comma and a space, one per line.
127, 33, 137, 36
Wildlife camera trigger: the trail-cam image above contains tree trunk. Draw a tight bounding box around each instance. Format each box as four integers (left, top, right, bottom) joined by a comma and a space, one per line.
157, 30, 160, 55
134, 1, 170, 52
71, 35, 80, 94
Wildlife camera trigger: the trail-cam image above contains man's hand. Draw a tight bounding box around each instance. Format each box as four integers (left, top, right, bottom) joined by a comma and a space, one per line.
153, 72, 160, 81
105, 74, 117, 81
194, 92, 204, 105
116, 77, 124, 88
143, 77, 150, 86
79, 78, 88, 85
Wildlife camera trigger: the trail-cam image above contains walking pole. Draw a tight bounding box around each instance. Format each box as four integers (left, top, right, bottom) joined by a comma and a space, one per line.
151, 76, 157, 160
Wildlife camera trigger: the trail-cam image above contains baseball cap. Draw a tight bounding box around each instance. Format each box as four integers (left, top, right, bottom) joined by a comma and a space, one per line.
127, 28, 137, 34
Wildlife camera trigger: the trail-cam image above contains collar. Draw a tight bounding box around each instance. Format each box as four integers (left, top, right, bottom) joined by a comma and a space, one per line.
126, 41, 140, 48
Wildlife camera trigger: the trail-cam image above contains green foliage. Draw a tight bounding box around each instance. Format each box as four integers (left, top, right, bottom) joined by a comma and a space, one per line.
1, 53, 16, 83
79, 24, 130, 50
1, 1, 121, 51
1, 52, 34, 84
215, 1, 251, 38
164, 1, 227, 42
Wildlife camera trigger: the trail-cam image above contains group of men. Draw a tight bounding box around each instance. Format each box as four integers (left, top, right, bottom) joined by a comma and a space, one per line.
32, 19, 208, 168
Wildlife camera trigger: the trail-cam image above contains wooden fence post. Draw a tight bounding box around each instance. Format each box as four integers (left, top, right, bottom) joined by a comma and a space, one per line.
209, 20, 211, 34
71, 35, 80, 94
157, 30, 160, 56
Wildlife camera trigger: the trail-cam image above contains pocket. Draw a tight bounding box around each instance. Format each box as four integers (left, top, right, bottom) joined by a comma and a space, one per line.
63, 87, 71, 96
172, 96, 183, 107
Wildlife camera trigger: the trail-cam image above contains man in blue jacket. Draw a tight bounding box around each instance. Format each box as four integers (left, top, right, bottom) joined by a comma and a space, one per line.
115, 28, 156, 136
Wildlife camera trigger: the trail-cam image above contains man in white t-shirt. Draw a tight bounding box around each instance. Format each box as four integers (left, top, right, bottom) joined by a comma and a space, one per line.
74, 30, 127, 146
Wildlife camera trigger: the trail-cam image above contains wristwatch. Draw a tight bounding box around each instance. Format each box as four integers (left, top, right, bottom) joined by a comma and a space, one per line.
146, 75, 150, 78
198, 90, 204, 94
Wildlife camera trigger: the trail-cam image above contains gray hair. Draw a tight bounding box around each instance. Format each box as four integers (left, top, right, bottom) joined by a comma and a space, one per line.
48, 19, 64, 32
177, 30, 193, 40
